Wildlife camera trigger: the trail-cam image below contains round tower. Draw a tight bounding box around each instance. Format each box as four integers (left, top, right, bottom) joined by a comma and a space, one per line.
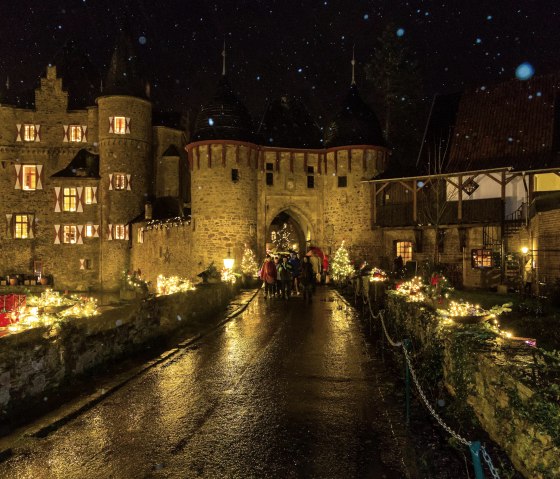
189, 72, 258, 273
323, 57, 389, 262
97, 32, 152, 290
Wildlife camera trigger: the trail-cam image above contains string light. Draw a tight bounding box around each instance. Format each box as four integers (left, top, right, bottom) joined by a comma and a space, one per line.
156, 275, 194, 295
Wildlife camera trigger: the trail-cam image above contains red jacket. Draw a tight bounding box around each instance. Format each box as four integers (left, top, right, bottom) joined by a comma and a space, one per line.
260, 260, 277, 284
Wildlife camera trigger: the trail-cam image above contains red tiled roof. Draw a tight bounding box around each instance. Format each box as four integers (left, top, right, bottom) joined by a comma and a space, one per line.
446, 73, 560, 172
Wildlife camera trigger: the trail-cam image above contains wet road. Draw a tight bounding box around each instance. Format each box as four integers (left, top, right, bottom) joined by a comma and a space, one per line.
0, 287, 415, 478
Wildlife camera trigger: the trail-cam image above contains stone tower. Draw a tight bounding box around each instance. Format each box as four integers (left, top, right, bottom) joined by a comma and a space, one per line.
97, 32, 152, 290
188, 70, 258, 273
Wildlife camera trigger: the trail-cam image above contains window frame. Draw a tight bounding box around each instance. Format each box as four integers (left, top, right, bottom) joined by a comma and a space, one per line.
114, 224, 126, 240
69, 125, 83, 142
23, 124, 36, 142
14, 214, 30, 239
84, 224, 94, 238
471, 249, 493, 269
63, 225, 77, 244
63, 187, 77, 212
337, 176, 348, 188
113, 174, 126, 190
22, 165, 37, 191
114, 116, 127, 135
265, 163, 274, 186
395, 241, 413, 264
307, 166, 315, 189
84, 186, 94, 204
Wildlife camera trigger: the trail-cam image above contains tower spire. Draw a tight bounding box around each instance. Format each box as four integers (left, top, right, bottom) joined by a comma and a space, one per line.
222, 40, 226, 76
351, 45, 356, 85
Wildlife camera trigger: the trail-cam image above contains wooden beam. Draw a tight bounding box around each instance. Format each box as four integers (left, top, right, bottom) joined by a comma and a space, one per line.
373, 183, 377, 225
375, 182, 390, 197
457, 175, 463, 222
398, 180, 414, 192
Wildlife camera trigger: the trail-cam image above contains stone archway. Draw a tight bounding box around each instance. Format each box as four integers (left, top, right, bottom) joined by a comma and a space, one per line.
266, 207, 314, 254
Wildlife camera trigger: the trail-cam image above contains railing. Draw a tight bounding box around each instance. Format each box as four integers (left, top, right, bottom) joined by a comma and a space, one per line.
376, 198, 503, 227
351, 277, 502, 479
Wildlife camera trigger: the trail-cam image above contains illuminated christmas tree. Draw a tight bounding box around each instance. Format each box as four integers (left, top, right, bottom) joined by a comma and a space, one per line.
331, 241, 354, 283
241, 247, 259, 277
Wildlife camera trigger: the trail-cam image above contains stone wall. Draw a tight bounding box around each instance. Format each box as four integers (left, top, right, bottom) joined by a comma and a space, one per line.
0, 283, 238, 422
386, 296, 560, 478
130, 222, 195, 286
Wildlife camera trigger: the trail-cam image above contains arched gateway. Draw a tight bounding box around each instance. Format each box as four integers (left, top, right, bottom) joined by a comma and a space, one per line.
265, 208, 314, 255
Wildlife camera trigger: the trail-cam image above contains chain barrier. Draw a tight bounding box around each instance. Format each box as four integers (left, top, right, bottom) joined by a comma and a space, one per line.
354, 278, 501, 479
481, 445, 501, 479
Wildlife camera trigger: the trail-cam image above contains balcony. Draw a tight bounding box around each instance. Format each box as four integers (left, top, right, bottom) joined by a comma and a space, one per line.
375, 198, 504, 227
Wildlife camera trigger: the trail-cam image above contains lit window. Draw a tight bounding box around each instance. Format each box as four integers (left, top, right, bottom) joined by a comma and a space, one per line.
84, 187, 94, 204
338, 176, 348, 188
113, 174, 126, 190
396, 241, 413, 263
63, 187, 77, 212
471, 249, 493, 268
14, 215, 29, 239
22, 165, 37, 191
114, 116, 126, 135
137, 228, 144, 244
23, 124, 36, 142
84, 224, 94, 238
63, 225, 77, 244
114, 224, 126, 240
69, 125, 83, 142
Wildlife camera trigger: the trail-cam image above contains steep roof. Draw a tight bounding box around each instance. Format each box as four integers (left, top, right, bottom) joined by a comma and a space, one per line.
324, 84, 386, 148
258, 95, 322, 149
192, 76, 253, 142
445, 74, 560, 172
104, 31, 147, 99
51, 149, 100, 178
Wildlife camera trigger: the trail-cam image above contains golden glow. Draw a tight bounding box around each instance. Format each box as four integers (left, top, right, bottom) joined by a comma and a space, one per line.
63, 225, 77, 244
85, 224, 94, 238
23, 124, 36, 141
63, 187, 77, 212
223, 258, 235, 270
114, 116, 126, 134
114, 224, 126, 240
156, 275, 194, 295
69, 125, 83, 142
14, 214, 29, 239
396, 241, 413, 263
521, 246, 529, 255
22, 165, 37, 190
84, 186, 94, 204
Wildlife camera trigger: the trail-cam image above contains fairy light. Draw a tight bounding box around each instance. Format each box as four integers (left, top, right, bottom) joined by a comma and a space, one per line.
156, 275, 195, 296
369, 267, 388, 282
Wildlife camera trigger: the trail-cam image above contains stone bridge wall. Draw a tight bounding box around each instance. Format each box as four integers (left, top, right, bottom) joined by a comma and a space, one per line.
0, 283, 238, 422
386, 296, 560, 479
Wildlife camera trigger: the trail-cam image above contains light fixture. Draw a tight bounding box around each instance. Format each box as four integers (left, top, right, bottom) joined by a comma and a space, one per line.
223, 249, 234, 270
521, 246, 529, 255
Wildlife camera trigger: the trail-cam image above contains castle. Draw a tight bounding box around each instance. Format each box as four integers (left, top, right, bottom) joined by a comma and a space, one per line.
1, 35, 559, 293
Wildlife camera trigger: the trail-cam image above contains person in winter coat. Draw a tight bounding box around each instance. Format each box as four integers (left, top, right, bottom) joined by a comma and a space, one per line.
277, 256, 293, 299
259, 255, 277, 298
300, 255, 315, 302
288, 251, 302, 295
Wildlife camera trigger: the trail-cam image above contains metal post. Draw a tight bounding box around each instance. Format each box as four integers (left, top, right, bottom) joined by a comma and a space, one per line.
404, 339, 411, 426
469, 441, 485, 479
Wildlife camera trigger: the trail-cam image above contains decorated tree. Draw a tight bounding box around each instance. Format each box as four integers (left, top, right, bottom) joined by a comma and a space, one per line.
331, 241, 354, 283
241, 247, 259, 277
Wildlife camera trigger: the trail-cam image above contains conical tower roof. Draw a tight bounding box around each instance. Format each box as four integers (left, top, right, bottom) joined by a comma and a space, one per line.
259, 95, 322, 149
325, 84, 386, 148
192, 75, 253, 142
104, 30, 147, 98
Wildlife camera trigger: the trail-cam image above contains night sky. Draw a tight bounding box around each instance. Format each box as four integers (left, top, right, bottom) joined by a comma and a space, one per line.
1, 0, 559, 124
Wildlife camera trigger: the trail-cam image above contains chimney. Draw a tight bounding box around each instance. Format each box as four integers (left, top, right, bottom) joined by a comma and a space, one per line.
145, 202, 153, 220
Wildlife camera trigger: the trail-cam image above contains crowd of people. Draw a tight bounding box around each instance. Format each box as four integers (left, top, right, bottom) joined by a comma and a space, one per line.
259, 251, 328, 303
